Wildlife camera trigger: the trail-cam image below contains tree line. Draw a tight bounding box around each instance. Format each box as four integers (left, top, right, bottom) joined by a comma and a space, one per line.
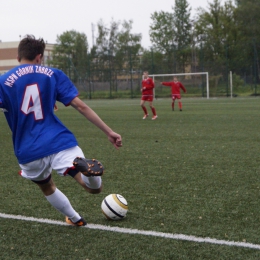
48, 0, 260, 87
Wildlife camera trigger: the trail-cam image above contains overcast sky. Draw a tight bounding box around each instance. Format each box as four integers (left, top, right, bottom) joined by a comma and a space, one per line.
1, 0, 214, 48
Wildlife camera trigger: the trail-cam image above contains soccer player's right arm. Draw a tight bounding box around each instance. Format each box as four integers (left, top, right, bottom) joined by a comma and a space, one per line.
56, 70, 122, 148
179, 82, 187, 93
161, 82, 172, 87
141, 80, 144, 91
70, 97, 122, 149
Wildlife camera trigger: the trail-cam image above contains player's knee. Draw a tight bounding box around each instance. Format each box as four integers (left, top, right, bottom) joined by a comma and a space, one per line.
86, 185, 103, 194
35, 177, 56, 196
81, 174, 102, 194
80, 181, 102, 194
88, 187, 102, 194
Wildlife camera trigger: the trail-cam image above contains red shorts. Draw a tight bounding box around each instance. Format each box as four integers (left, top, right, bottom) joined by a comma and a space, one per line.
142, 95, 154, 101
172, 94, 181, 100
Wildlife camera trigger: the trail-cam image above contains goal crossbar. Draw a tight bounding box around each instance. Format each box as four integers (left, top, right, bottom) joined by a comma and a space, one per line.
149, 72, 209, 99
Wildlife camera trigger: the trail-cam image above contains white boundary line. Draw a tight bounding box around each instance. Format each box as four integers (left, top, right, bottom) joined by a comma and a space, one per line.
1, 212, 260, 250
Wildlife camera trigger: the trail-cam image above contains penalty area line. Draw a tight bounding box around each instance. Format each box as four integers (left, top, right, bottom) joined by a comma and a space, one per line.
1, 212, 260, 250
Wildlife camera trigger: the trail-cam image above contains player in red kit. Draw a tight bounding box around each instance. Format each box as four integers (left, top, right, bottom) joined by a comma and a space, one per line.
141, 71, 157, 120
161, 76, 187, 111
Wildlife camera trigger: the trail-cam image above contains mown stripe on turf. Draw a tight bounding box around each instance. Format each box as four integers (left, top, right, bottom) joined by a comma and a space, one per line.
0, 212, 260, 250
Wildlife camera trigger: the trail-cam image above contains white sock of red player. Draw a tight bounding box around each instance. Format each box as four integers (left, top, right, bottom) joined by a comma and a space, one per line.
45, 188, 80, 222
81, 173, 102, 189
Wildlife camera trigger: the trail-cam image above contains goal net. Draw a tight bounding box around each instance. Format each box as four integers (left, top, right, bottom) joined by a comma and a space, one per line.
149, 72, 209, 99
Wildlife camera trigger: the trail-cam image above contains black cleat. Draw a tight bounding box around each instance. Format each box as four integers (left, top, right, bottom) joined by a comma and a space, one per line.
73, 157, 104, 176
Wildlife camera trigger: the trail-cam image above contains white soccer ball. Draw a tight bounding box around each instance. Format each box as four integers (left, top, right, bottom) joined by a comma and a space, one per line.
101, 194, 128, 220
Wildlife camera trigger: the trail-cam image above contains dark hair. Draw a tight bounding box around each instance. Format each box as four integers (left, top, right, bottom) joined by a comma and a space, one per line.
18, 35, 46, 62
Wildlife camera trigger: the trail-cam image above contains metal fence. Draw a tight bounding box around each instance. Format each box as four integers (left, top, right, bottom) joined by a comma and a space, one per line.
74, 69, 259, 99
70, 41, 259, 99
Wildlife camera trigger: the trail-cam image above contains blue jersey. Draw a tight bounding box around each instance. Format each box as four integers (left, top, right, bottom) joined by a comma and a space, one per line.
0, 64, 79, 164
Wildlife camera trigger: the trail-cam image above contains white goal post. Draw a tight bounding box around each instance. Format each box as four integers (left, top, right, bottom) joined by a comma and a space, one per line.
149, 72, 210, 99
230, 71, 233, 99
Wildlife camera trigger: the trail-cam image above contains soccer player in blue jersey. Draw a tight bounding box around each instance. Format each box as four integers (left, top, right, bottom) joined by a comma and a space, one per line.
0, 35, 122, 226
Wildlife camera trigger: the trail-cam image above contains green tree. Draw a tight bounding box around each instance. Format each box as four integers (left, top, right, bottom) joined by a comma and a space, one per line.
90, 19, 142, 93
48, 30, 88, 82
150, 11, 175, 53
195, 0, 236, 76
149, 0, 192, 73
93, 19, 118, 78
92, 19, 142, 67
141, 48, 165, 74
234, 0, 260, 82
149, 10, 176, 73
172, 0, 192, 71
116, 20, 142, 72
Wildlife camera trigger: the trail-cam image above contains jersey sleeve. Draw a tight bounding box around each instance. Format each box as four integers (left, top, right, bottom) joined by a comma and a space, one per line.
55, 70, 79, 106
0, 91, 4, 108
161, 82, 172, 87
180, 82, 187, 93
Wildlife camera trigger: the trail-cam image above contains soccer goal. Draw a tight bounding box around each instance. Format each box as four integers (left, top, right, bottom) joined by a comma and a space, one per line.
149, 72, 209, 99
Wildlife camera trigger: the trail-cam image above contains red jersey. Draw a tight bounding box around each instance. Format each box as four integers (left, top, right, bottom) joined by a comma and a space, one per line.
142, 77, 154, 95
162, 81, 186, 95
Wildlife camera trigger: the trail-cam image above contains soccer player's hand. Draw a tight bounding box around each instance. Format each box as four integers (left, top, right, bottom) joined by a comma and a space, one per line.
107, 131, 122, 149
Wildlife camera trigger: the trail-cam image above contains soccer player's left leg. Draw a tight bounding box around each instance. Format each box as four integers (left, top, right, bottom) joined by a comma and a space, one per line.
36, 178, 85, 225
151, 107, 157, 116
149, 102, 156, 115
149, 102, 157, 120
178, 99, 182, 111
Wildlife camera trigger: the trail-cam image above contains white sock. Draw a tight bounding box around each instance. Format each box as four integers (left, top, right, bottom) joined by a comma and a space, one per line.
81, 173, 102, 189
45, 188, 80, 222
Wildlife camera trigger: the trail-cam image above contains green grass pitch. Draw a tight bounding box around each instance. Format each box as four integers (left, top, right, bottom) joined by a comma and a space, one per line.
0, 97, 260, 259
